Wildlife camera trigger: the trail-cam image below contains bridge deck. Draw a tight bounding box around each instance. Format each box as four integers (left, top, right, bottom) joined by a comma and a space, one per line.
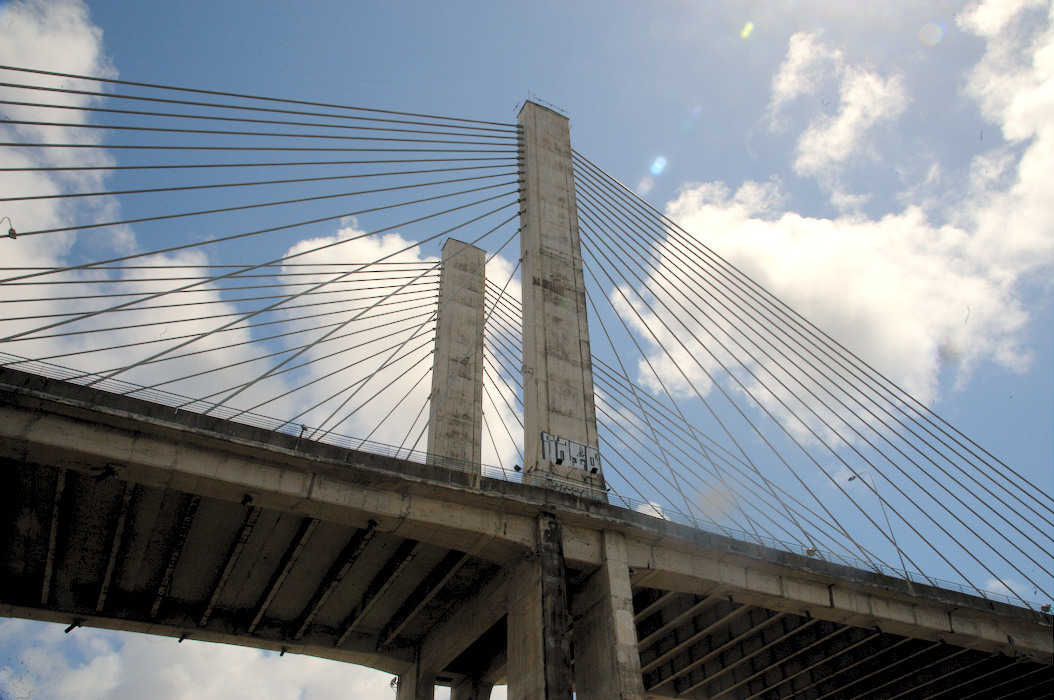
1, 366, 1050, 698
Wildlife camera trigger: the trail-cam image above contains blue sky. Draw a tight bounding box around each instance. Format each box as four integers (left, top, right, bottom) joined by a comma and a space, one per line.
1, 1, 1051, 698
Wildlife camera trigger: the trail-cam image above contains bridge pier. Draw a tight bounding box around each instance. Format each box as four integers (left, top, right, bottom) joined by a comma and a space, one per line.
571, 531, 646, 699
507, 513, 574, 700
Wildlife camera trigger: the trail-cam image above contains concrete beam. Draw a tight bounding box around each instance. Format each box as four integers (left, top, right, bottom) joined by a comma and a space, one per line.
294, 520, 377, 641
96, 480, 135, 612
419, 567, 510, 673
337, 539, 422, 646
380, 549, 470, 650
247, 517, 319, 635
200, 505, 261, 627
150, 494, 200, 619
428, 239, 486, 470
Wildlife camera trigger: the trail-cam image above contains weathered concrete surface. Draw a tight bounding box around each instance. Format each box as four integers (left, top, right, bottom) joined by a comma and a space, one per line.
518, 102, 603, 495
427, 239, 486, 471
572, 531, 645, 699
506, 514, 573, 700
1, 367, 1051, 697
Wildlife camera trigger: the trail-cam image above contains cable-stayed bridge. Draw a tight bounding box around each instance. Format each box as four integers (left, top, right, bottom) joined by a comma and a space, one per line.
0, 66, 1050, 699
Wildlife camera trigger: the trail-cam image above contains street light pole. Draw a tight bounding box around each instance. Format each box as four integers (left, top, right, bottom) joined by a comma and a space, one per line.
848, 470, 910, 578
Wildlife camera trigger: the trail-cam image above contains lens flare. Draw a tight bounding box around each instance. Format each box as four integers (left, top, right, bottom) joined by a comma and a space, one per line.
650, 157, 667, 176
636, 176, 654, 196
920, 22, 943, 45
740, 21, 755, 39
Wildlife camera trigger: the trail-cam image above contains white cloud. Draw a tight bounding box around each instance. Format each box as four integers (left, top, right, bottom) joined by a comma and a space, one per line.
622, 0, 1054, 444
768, 30, 844, 123
793, 67, 908, 180
0, 620, 509, 700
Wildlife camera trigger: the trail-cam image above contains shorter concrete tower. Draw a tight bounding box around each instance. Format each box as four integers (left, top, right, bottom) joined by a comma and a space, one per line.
426, 239, 486, 470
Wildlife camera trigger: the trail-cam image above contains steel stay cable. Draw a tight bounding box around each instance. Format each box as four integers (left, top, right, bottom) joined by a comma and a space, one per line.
584, 283, 700, 528
127, 305, 439, 390
0, 186, 516, 344
357, 360, 435, 450
486, 271, 905, 559
579, 213, 832, 546
2, 116, 519, 148
481, 412, 510, 472
1, 287, 439, 339
483, 260, 826, 551
0, 155, 519, 174
483, 275, 805, 547
573, 155, 1052, 531
199, 327, 436, 419
573, 152, 1050, 520
592, 412, 687, 515
396, 367, 437, 456
297, 337, 437, 442
581, 208, 978, 584
285, 338, 438, 437
574, 160, 1052, 545
244, 329, 437, 428
2, 141, 514, 154
0, 65, 520, 130
482, 365, 526, 442
588, 363, 817, 547
24, 305, 437, 371
74, 197, 511, 403
8, 173, 517, 238
0, 97, 520, 140
581, 225, 879, 564
576, 184, 1048, 578
207, 208, 520, 420
0, 182, 518, 287
293, 221, 520, 440
3, 278, 439, 317
1, 163, 518, 203
583, 267, 768, 541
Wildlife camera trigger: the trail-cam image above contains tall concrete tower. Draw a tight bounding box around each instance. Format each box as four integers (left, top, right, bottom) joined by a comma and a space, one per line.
426, 239, 486, 472
518, 101, 605, 498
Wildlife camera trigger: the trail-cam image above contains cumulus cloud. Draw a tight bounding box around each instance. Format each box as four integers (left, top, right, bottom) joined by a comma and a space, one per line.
622, 0, 1054, 449
0, 620, 510, 700
767, 30, 909, 202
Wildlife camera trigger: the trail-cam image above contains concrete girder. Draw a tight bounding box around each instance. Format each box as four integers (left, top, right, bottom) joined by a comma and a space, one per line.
40, 467, 65, 605
200, 505, 262, 628
379, 549, 470, 650
96, 480, 136, 613
293, 520, 378, 641
247, 516, 320, 635
336, 538, 422, 646
150, 493, 200, 619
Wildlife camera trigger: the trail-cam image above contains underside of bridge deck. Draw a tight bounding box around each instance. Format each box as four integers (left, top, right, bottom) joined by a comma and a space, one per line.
1, 368, 1051, 698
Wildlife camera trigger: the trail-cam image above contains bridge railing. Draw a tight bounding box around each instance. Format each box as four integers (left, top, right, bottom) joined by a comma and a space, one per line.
0, 352, 1040, 612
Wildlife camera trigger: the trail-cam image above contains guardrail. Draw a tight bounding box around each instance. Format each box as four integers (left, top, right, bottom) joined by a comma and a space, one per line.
1, 352, 1045, 613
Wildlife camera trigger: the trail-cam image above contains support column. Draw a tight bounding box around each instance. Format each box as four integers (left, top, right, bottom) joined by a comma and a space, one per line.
396, 661, 436, 700
427, 239, 486, 470
506, 513, 573, 700
518, 101, 604, 496
572, 531, 645, 699
451, 676, 494, 700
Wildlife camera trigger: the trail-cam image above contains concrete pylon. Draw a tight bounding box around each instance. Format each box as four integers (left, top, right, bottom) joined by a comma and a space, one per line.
426, 239, 486, 472
517, 101, 604, 498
